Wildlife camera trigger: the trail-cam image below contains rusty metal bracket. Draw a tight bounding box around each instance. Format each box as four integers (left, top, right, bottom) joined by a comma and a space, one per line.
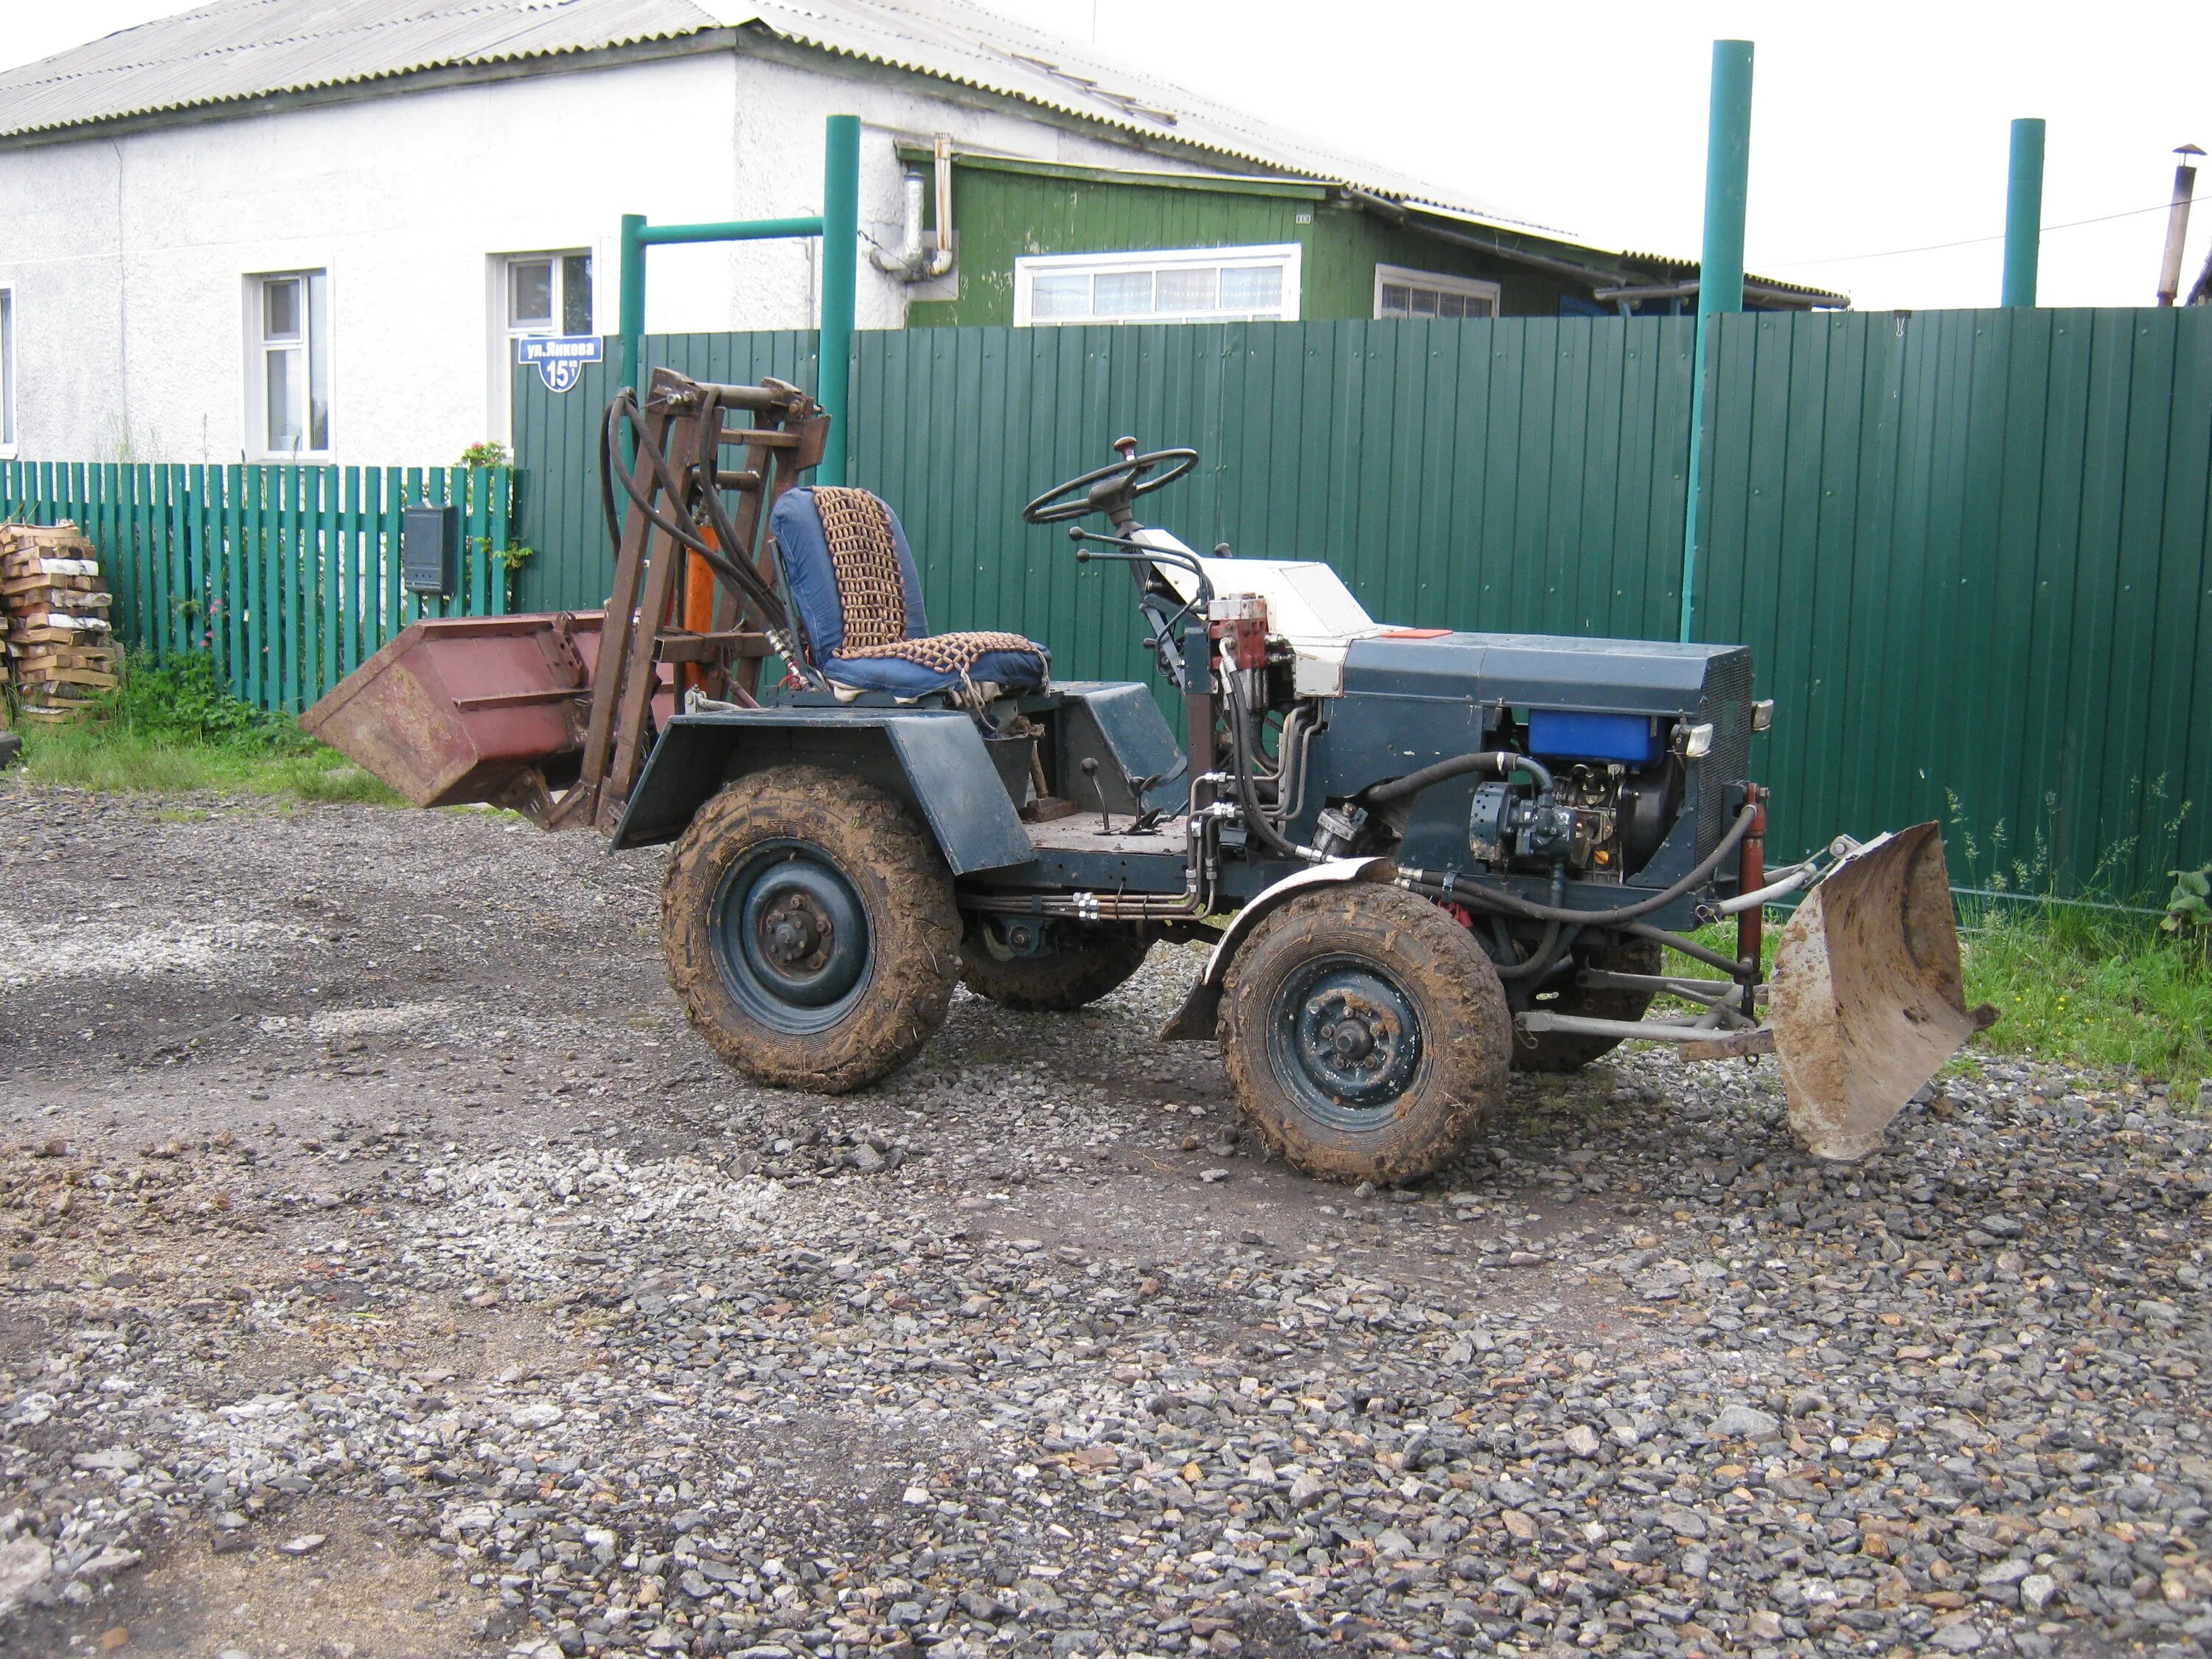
573, 369, 827, 832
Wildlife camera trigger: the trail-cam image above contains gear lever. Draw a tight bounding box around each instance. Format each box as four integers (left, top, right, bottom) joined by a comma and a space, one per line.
1079, 757, 1111, 834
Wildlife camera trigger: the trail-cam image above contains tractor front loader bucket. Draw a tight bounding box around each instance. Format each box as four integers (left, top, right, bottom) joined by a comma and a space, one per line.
1768, 821, 1997, 1161
300, 611, 666, 818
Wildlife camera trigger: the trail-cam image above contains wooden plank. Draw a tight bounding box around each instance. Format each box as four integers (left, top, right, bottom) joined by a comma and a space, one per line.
319, 463, 340, 696
282, 465, 302, 710
223, 465, 246, 698
469, 465, 493, 616
378, 466, 400, 644
341, 467, 363, 673
402, 467, 425, 629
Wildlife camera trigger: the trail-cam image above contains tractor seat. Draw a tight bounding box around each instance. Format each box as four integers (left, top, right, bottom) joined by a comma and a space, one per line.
768, 487, 1049, 700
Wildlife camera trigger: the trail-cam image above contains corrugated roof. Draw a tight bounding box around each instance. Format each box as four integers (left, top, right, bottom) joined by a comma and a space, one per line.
0, 0, 1554, 232
1615, 249, 1849, 307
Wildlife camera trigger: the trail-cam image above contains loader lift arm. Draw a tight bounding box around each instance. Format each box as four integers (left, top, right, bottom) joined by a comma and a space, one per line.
302, 369, 828, 832
560, 371, 828, 832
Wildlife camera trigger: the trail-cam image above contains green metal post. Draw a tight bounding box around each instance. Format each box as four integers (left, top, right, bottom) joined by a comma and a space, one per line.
819, 114, 860, 487
1679, 38, 1754, 644
619, 212, 647, 395
2003, 119, 2045, 307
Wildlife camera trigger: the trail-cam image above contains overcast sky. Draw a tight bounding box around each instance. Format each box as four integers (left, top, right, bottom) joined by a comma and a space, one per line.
8, 0, 2207, 311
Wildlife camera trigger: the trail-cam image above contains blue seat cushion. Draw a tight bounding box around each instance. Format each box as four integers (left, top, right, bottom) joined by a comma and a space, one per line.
821, 636, 1049, 698
770, 486, 930, 656
769, 487, 1048, 697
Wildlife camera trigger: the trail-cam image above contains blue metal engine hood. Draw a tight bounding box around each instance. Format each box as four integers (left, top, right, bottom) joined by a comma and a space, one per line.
1342, 631, 1745, 717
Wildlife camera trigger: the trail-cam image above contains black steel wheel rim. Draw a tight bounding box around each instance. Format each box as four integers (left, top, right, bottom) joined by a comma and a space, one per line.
711, 840, 872, 1034
1267, 953, 1426, 1132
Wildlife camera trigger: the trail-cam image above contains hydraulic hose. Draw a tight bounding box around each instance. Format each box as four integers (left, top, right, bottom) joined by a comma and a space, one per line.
1401, 799, 1761, 927
600, 392, 790, 630
1624, 919, 1744, 975
1363, 750, 1554, 807
1491, 917, 1576, 981
1221, 654, 1304, 860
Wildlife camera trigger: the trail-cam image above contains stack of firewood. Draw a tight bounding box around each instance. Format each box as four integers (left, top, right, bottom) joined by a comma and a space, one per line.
2, 522, 117, 722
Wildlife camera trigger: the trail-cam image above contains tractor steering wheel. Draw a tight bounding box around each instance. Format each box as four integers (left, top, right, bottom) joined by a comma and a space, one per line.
1021, 440, 1198, 525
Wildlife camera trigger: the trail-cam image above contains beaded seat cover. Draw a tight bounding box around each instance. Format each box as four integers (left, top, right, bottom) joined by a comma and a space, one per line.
810, 486, 1046, 683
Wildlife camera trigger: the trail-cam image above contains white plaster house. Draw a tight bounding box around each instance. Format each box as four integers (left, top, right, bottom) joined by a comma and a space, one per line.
0, 0, 1546, 467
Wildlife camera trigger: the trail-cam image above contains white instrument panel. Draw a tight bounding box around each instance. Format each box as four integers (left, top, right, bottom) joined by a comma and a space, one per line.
1131, 529, 1392, 696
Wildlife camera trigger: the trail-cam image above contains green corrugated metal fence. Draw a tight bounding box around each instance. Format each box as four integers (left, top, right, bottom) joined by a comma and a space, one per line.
504, 307, 2211, 896
0, 461, 513, 712
516, 317, 1697, 680
1694, 307, 2212, 901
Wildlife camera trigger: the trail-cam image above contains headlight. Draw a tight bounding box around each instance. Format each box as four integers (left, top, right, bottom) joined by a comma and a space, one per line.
1751, 699, 1775, 732
1674, 720, 1715, 760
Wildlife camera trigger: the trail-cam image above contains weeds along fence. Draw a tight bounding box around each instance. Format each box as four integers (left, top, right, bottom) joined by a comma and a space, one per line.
508, 307, 2212, 897
0, 462, 512, 712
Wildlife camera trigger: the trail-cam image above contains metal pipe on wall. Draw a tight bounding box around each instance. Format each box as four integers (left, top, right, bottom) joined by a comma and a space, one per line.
2002, 119, 2045, 307
1677, 39, 1755, 646
818, 113, 860, 487
613, 116, 860, 484
2157, 145, 2202, 307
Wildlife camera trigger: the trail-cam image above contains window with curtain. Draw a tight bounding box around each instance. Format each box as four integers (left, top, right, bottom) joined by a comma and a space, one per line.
1015, 245, 1301, 326
1374, 263, 1500, 321
250, 270, 330, 456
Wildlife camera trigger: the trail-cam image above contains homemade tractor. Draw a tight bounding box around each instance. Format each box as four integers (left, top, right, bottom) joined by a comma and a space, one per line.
306, 372, 1992, 1183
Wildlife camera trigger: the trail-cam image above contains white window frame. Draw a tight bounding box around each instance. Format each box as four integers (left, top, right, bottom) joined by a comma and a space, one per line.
0, 288, 15, 459
1373, 263, 1500, 321
490, 248, 594, 446
244, 268, 332, 461
1012, 243, 1302, 327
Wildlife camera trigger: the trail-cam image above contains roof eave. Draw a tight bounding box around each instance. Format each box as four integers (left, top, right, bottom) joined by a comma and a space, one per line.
0, 27, 742, 150
0, 14, 1546, 232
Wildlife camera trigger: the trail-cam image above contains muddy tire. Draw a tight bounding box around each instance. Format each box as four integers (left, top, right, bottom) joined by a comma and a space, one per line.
1511, 935, 1663, 1073
661, 765, 959, 1093
958, 920, 1151, 1011
1220, 885, 1510, 1186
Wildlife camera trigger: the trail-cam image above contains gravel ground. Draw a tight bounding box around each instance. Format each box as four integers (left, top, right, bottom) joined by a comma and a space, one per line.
1, 784, 2207, 1659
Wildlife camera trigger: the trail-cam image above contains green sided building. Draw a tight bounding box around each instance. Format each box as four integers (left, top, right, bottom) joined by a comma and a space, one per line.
896, 149, 1843, 329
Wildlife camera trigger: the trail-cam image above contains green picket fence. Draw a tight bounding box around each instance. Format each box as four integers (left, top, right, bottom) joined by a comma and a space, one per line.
0, 461, 512, 712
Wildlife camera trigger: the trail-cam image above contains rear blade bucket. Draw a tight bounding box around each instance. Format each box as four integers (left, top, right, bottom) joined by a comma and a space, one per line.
1768, 821, 1993, 1161
299, 612, 607, 808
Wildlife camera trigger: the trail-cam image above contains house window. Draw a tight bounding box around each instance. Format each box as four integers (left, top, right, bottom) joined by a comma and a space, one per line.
1374, 263, 1500, 320
0, 289, 14, 454
1014, 245, 1301, 326
493, 250, 592, 443
250, 270, 330, 456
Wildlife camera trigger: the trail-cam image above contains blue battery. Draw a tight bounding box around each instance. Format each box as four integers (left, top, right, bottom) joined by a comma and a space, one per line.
1527, 709, 1662, 765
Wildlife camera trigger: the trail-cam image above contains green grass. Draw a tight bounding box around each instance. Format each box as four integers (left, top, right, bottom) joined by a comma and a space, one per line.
7, 650, 403, 806
1688, 900, 2210, 1097
1955, 900, 2210, 1095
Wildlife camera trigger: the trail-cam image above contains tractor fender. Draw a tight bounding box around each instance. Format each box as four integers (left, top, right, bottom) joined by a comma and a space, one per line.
610, 708, 1034, 876
1158, 855, 1397, 1042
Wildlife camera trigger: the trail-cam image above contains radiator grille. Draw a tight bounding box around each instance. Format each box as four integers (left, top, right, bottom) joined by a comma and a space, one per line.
1696, 647, 1756, 857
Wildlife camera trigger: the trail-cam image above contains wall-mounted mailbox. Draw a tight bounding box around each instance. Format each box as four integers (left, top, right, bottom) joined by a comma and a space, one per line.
403, 503, 459, 596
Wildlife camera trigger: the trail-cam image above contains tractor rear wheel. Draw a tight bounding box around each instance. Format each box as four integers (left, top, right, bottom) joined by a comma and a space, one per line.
958, 919, 1151, 1011
661, 765, 959, 1093
1220, 885, 1510, 1186
1511, 935, 1665, 1073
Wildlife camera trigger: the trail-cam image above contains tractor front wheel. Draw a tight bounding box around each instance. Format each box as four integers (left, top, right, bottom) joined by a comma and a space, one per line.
1220, 886, 1510, 1186
662, 766, 959, 1093
958, 919, 1152, 1011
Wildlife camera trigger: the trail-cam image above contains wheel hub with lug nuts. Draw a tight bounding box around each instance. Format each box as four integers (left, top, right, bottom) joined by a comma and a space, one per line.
761, 888, 834, 973
1270, 956, 1425, 1127
712, 841, 873, 1026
